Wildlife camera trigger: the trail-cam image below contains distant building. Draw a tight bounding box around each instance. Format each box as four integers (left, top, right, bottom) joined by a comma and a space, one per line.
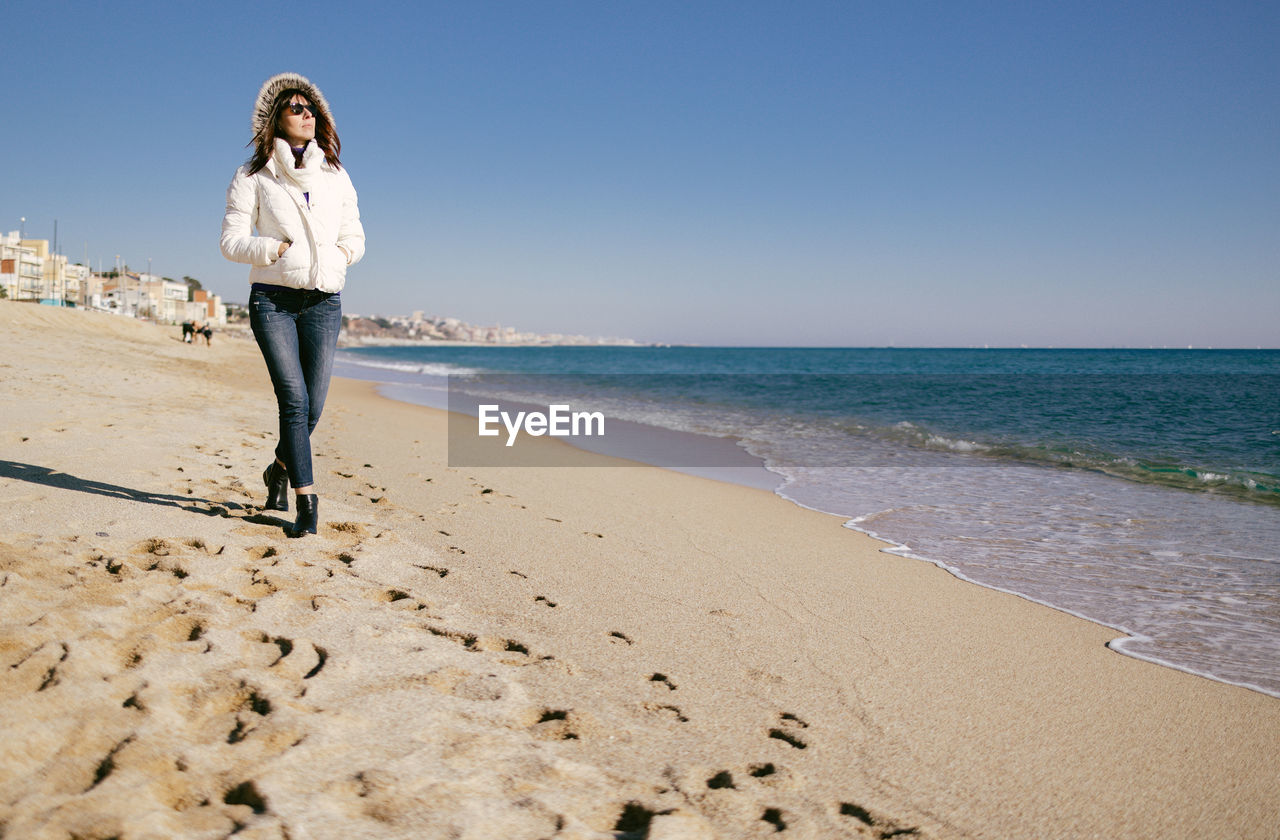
63, 262, 90, 305
95, 273, 225, 325
137, 274, 194, 322
1, 233, 93, 306
100, 273, 145, 317
191, 288, 227, 326
1, 231, 229, 327
0, 232, 43, 301
82, 273, 109, 309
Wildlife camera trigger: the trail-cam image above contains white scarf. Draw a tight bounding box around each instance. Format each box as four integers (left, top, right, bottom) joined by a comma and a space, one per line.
273, 137, 324, 193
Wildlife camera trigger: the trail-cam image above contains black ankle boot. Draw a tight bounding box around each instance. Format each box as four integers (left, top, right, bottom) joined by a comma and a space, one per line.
290, 494, 319, 537
263, 461, 289, 512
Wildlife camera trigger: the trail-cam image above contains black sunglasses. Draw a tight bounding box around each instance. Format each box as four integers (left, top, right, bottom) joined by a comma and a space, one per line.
285, 102, 317, 117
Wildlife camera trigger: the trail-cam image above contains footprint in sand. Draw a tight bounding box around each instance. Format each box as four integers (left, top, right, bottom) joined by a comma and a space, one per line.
642, 702, 689, 723
414, 564, 449, 578
424, 625, 551, 667
837, 802, 922, 838
376, 589, 429, 611
10, 641, 69, 693
242, 567, 279, 600
768, 712, 808, 751
648, 672, 677, 691
223, 780, 269, 817
526, 708, 580, 741
226, 685, 273, 744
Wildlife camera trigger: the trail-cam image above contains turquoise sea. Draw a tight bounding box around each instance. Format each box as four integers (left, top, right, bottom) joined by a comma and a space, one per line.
334, 346, 1280, 698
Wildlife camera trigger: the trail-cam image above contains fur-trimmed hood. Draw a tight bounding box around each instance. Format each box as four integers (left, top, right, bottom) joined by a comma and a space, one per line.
251, 72, 335, 140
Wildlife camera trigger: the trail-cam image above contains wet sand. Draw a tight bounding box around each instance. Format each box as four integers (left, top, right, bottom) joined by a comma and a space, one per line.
1, 300, 1277, 839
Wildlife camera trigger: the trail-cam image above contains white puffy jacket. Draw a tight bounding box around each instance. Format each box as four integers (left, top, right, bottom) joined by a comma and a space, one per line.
220, 138, 365, 293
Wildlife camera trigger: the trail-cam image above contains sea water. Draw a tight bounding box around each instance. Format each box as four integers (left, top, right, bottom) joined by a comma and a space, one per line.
333, 346, 1280, 698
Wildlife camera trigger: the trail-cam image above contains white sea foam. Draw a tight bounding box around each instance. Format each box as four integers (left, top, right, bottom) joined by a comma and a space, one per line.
336, 353, 481, 377
770, 460, 1280, 699
925, 434, 987, 453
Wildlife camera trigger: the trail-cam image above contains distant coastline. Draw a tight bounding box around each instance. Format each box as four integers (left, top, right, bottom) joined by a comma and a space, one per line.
336, 310, 652, 348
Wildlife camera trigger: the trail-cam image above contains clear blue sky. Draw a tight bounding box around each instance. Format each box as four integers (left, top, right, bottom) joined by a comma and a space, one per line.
4, 0, 1277, 346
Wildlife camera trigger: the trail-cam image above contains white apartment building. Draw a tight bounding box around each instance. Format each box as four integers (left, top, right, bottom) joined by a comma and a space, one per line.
0, 233, 91, 305
0, 232, 44, 301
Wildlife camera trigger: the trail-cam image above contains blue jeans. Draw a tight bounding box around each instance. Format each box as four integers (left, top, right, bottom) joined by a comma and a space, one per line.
249, 286, 342, 489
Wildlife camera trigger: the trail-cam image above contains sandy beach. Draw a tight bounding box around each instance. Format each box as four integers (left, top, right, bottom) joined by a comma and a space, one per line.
1, 301, 1277, 840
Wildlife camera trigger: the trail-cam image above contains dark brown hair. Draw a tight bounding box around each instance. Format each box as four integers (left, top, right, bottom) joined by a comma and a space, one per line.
247, 89, 341, 174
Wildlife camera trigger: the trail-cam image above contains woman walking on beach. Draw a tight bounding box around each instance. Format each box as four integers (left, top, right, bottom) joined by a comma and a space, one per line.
221, 72, 365, 537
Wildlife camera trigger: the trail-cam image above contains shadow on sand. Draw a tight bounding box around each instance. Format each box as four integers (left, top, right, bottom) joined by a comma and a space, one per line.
0, 459, 288, 528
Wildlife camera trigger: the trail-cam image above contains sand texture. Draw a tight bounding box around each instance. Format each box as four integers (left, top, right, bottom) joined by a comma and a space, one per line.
1, 301, 1277, 840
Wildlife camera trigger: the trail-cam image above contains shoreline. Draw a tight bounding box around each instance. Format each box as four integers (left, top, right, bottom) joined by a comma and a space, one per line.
2, 301, 1278, 838
338, 356, 1280, 701
838, 513, 1280, 700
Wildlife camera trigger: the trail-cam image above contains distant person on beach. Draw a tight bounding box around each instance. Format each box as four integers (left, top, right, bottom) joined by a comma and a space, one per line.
181, 321, 194, 343
220, 72, 365, 537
